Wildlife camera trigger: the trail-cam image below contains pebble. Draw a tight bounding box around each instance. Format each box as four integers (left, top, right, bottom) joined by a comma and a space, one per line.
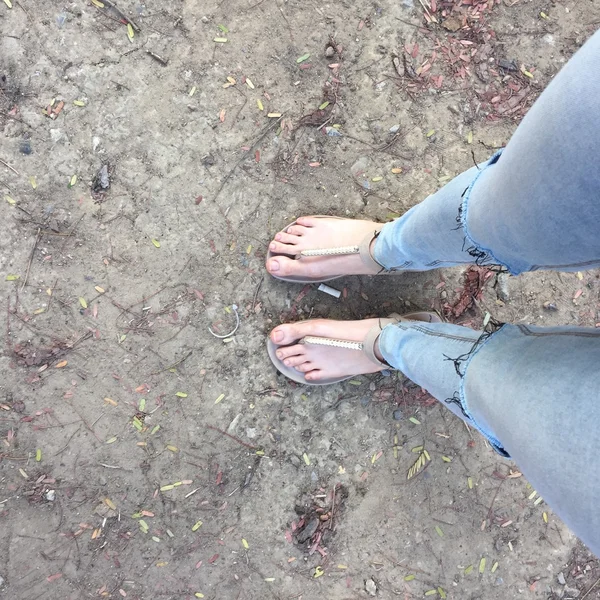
381, 369, 391, 377
393, 409, 403, 421
45, 490, 56, 502
325, 46, 335, 57
365, 578, 377, 597
360, 397, 370, 407
557, 572, 566, 585
389, 124, 400, 134
0, 574, 4, 587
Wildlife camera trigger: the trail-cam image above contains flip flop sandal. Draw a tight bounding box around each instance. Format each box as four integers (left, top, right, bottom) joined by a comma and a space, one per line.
267, 311, 442, 386
266, 215, 387, 283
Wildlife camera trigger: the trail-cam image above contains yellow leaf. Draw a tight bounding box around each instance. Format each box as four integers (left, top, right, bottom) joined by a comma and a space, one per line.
313, 566, 324, 578
73, 100, 86, 107
337, 564, 348, 569
257, 99, 264, 111
192, 520, 203, 531
152, 239, 161, 248
227, 76, 236, 84
55, 360, 68, 368
242, 538, 249, 549
29, 176, 37, 189
4, 0, 13, 7
5, 195, 16, 205
246, 244, 252, 254
404, 575, 415, 581
91, 0, 104, 6
426, 129, 436, 137
302, 453, 310, 465
520, 65, 534, 79
79, 297, 88, 308
491, 561, 499, 573
166, 445, 178, 452
104, 498, 116, 510
467, 130, 473, 144
127, 23, 135, 41
36, 449, 42, 462
543, 511, 548, 523
215, 393, 225, 404
468, 476, 473, 489
479, 557, 486, 573
214, 37, 228, 43
267, 112, 281, 118
371, 176, 383, 182
105, 436, 118, 444
391, 168, 402, 174
19, 468, 28, 479
33, 308, 45, 315
246, 78, 255, 89
175, 392, 188, 398
189, 86, 197, 97
104, 398, 117, 406
95, 286, 105, 293
195, 595, 205, 599
264, 578, 275, 582
5, 274, 20, 281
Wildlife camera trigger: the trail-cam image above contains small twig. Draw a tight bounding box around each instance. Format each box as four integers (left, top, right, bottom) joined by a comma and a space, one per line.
251, 277, 264, 312
89, 0, 141, 31
99, 463, 132, 471
54, 426, 81, 456
0, 158, 19, 175
46, 279, 58, 314
582, 576, 600, 600
146, 50, 169, 66
206, 424, 257, 450
21, 228, 41, 291
147, 350, 192, 376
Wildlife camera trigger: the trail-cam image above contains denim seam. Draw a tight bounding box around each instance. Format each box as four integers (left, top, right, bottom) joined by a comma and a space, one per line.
394, 323, 481, 343
517, 324, 600, 338
458, 326, 510, 457
460, 149, 517, 276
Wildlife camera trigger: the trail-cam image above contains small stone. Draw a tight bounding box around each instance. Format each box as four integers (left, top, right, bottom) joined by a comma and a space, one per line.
246, 428, 257, 439
201, 16, 209, 23
543, 301, 558, 311
45, 489, 56, 502
369, 382, 376, 392
360, 397, 370, 407
325, 46, 335, 57
389, 124, 400, 134
393, 409, 403, 421
381, 369, 391, 377
365, 578, 377, 596
0, 574, 5, 586
557, 572, 566, 585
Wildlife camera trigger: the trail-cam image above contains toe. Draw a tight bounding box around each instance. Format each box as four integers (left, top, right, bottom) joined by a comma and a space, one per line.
268, 241, 298, 256
304, 369, 323, 381
266, 256, 313, 278
294, 361, 314, 373
296, 216, 319, 228
283, 354, 310, 368
270, 324, 305, 345
274, 231, 301, 245
276, 344, 306, 360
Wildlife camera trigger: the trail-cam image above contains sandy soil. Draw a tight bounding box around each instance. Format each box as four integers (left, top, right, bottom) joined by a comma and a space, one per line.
1, 0, 600, 599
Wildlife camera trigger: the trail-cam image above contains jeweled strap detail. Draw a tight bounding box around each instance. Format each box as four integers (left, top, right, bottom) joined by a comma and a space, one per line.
300, 245, 360, 257
302, 336, 363, 351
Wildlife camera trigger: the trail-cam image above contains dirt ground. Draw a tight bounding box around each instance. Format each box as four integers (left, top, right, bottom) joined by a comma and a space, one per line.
1, 0, 600, 599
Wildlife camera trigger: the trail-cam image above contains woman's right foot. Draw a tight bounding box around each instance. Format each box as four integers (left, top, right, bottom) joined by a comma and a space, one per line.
266, 216, 385, 280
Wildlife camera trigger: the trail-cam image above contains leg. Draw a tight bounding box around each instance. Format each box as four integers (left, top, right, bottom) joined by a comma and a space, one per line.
375, 29, 600, 274
266, 30, 600, 280
378, 320, 600, 555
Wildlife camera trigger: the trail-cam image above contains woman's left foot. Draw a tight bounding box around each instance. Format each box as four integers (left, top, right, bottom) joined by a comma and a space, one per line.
269, 318, 387, 383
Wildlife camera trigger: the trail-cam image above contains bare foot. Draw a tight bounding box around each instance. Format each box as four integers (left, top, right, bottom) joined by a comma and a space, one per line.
266, 216, 383, 280
270, 318, 387, 382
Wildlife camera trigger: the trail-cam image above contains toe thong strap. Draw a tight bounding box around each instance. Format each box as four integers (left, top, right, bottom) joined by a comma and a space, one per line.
298, 226, 387, 272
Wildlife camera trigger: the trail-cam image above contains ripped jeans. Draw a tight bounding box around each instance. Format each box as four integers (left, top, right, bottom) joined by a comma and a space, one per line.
373, 30, 600, 554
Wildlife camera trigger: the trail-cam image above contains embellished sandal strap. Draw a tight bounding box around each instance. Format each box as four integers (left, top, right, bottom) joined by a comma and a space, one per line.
298, 224, 387, 272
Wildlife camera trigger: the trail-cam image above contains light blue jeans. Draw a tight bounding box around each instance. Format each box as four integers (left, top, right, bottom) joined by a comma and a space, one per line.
373, 30, 600, 554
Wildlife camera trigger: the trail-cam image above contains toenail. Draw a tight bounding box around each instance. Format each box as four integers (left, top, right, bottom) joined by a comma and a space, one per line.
269, 260, 280, 272
270, 242, 276, 250
275, 233, 282, 241
284, 359, 291, 366
273, 330, 284, 342
276, 350, 283, 358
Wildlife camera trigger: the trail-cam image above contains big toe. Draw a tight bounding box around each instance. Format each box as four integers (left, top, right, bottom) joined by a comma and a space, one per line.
267, 256, 304, 278
270, 323, 304, 345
